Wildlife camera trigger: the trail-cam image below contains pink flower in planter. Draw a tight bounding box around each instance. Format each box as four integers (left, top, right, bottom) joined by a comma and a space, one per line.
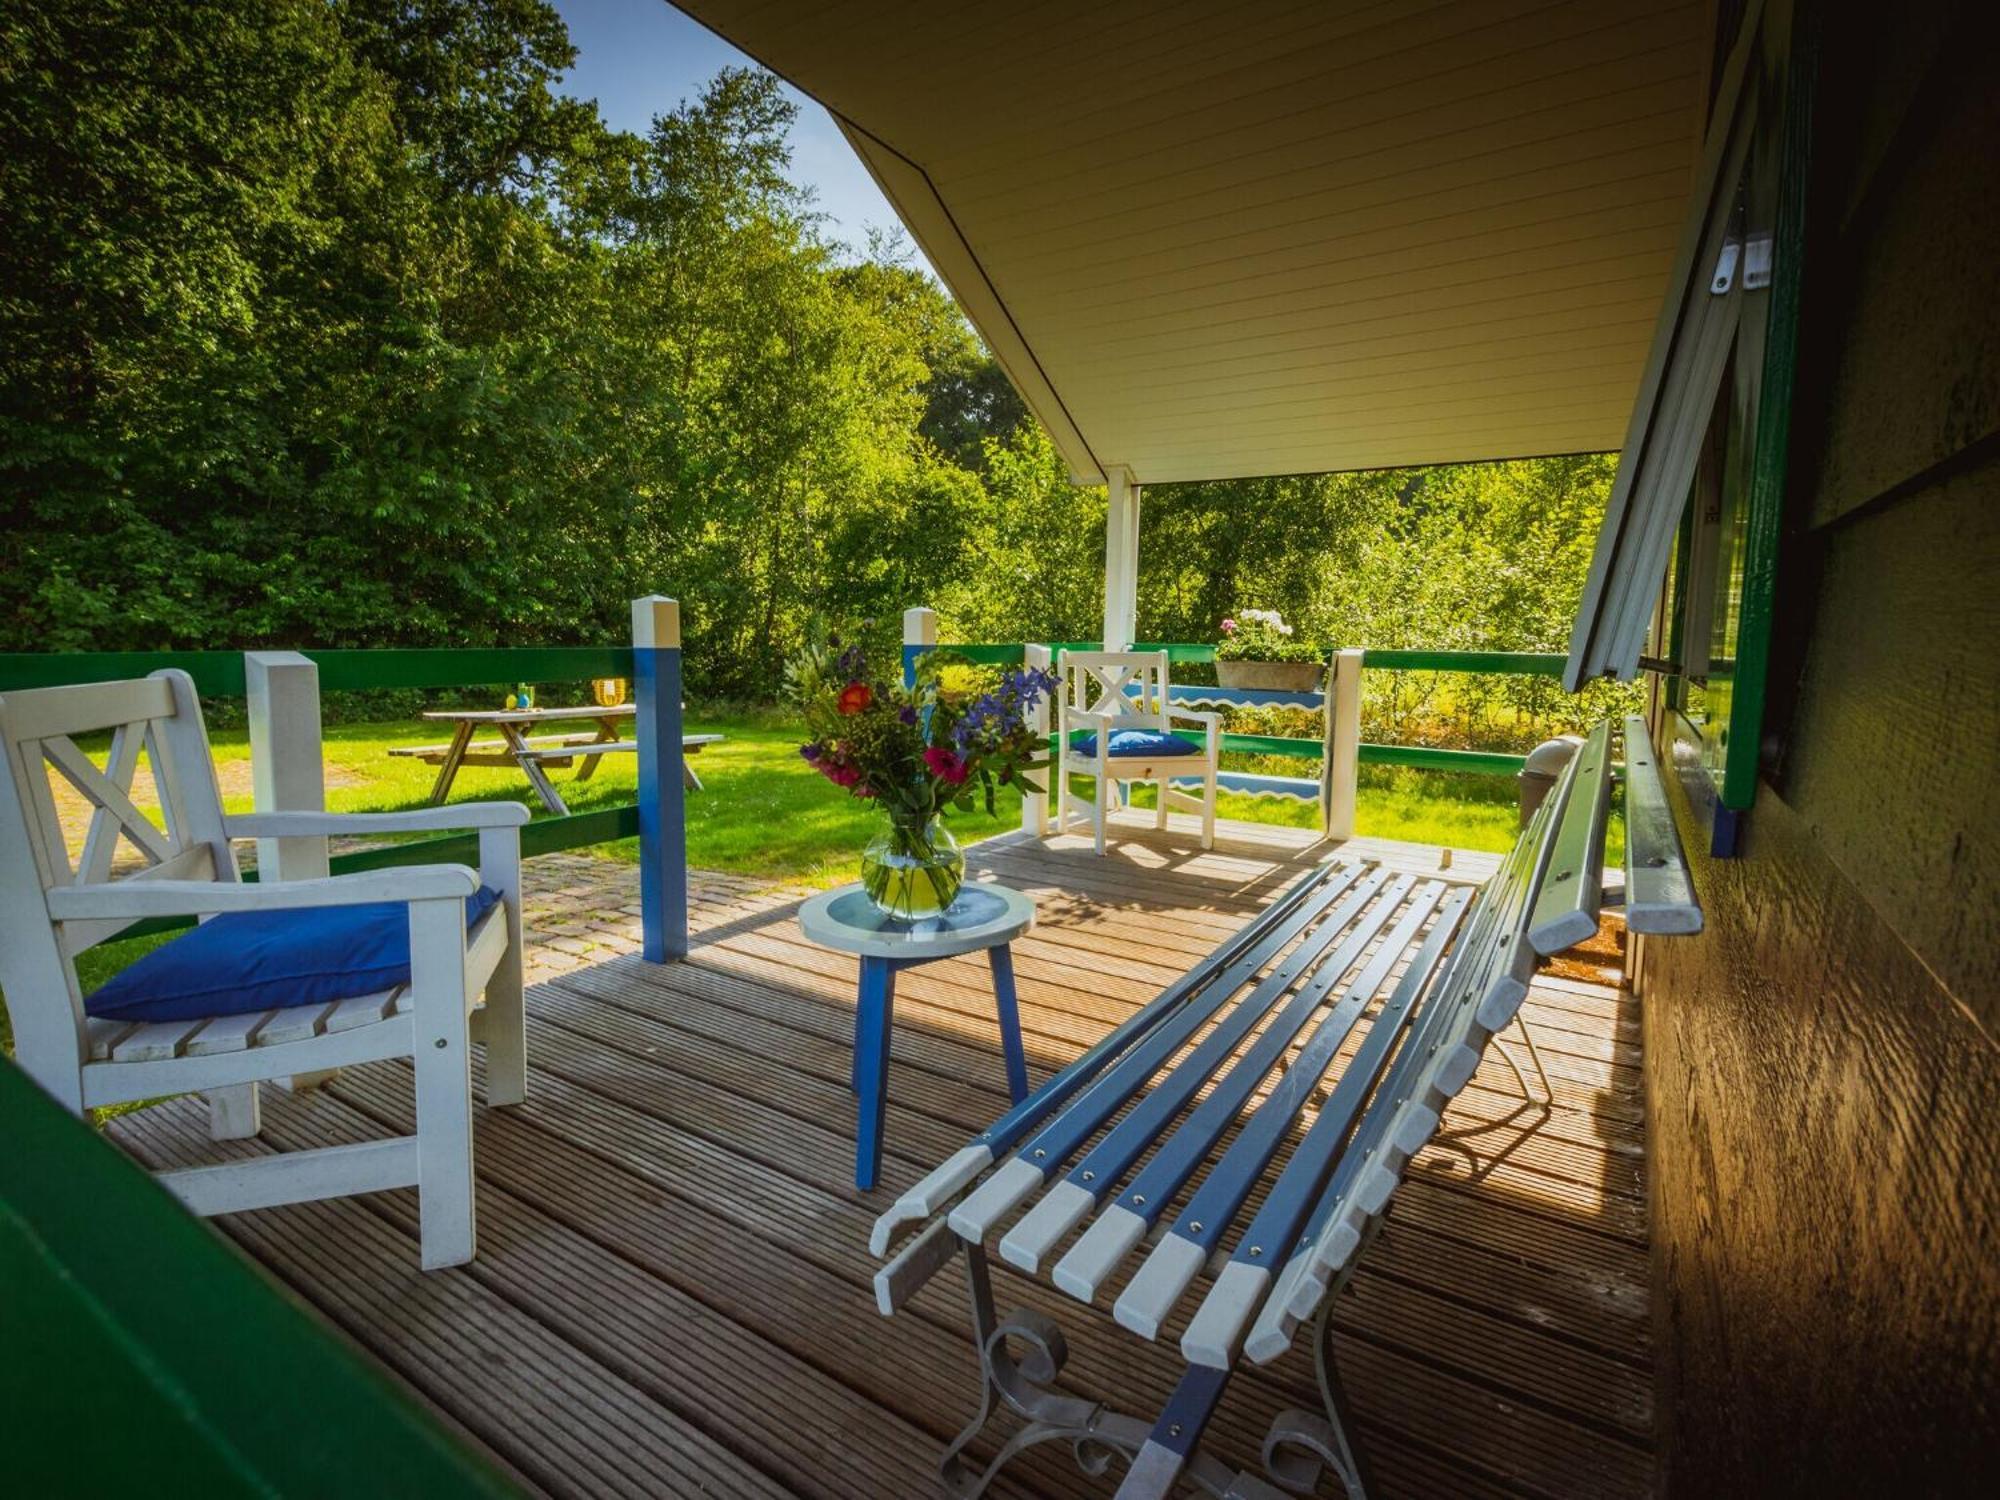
1220, 618, 1238, 634
923, 746, 969, 784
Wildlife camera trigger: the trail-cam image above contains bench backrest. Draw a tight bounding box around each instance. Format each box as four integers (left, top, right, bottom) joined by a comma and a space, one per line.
1239, 720, 1610, 1361
0, 671, 234, 1092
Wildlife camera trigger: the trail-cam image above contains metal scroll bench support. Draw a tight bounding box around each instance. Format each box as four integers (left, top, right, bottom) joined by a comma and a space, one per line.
869, 716, 1700, 1499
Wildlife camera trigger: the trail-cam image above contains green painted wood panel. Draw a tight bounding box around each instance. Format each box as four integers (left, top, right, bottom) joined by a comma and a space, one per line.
0, 1064, 519, 1498
0, 646, 635, 697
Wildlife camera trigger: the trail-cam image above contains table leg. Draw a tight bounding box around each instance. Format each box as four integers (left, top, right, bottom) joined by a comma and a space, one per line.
576, 718, 620, 782
853, 956, 897, 1192
428, 722, 475, 806
502, 723, 568, 815
988, 945, 1029, 1104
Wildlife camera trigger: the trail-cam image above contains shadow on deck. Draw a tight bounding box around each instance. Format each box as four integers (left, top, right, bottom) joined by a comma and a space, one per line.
108, 814, 1651, 1499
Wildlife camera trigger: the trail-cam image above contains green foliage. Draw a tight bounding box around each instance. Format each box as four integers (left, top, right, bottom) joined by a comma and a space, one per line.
0, 0, 997, 697
2, 0, 1635, 745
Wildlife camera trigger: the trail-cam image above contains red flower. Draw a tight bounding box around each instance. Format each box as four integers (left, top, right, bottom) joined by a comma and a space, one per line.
823, 761, 862, 788
837, 681, 873, 715
924, 746, 969, 785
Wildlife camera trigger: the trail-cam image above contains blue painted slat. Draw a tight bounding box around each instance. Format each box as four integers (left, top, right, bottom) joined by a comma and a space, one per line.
1058, 871, 1393, 1202
965, 864, 1339, 1159
1114, 878, 1427, 1247
1005, 868, 1369, 1175
1232, 885, 1475, 1271
635, 643, 687, 961
1168, 770, 1320, 801
1120, 681, 1325, 710
1145, 1363, 1233, 1464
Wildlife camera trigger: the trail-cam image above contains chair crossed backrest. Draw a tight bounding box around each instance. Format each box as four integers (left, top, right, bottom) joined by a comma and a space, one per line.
0, 670, 528, 1268
1054, 650, 1220, 854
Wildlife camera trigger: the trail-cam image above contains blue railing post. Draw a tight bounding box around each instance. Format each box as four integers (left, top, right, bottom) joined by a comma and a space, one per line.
632, 595, 687, 961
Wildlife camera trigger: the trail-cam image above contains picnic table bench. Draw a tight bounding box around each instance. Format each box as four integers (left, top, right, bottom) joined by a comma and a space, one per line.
387, 704, 721, 815
869, 716, 1700, 1499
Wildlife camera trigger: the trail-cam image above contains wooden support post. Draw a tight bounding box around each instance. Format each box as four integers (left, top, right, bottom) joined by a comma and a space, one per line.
1102, 468, 1141, 651
245, 650, 331, 1111
245, 652, 328, 882
1321, 649, 1364, 840
634, 595, 688, 962
902, 606, 937, 689
1023, 643, 1052, 839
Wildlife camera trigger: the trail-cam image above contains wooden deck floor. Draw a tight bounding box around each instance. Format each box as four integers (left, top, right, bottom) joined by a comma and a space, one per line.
110, 815, 1652, 1499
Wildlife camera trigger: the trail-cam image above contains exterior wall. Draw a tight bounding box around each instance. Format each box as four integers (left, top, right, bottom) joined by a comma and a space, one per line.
1644, 3, 2000, 1492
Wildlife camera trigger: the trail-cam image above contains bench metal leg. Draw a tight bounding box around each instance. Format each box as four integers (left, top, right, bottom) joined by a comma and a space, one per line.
853, 957, 896, 1191
987, 945, 1028, 1104
938, 1243, 1310, 1500
1498, 1010, 1554, 1107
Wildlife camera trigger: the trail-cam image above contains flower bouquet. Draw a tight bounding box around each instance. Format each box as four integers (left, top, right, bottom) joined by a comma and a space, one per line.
788, 633, 1057, 920
1215, 608, 1325, 691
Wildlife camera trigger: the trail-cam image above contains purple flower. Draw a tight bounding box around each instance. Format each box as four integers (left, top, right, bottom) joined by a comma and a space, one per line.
898, 705, 918, 726
800, 743, 823, 762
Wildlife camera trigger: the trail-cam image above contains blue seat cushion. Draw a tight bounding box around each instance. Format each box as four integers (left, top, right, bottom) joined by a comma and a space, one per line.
86, 887, 504, 1024
1072, 728, 1205, 759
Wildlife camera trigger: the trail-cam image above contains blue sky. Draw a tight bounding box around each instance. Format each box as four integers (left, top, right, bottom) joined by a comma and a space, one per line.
551, 0, 918, 262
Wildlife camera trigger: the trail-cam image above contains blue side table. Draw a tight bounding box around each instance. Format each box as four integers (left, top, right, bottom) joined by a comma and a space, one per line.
798, 881, 1034, 1191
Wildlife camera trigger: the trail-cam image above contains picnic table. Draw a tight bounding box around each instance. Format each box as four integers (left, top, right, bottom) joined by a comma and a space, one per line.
389, 704, 722, 816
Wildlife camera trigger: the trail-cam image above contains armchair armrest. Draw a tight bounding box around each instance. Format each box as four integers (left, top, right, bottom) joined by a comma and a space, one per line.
47, 866, 480, 921
225, 803, 530, 839
1169, 708, 1222, 753
1057, 706, 1116, 758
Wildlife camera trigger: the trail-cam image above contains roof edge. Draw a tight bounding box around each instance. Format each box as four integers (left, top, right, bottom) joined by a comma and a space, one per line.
835, 117, 1105, 485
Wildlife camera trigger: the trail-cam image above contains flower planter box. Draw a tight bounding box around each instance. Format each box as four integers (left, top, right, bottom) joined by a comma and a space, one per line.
1216, 659, 1324, 692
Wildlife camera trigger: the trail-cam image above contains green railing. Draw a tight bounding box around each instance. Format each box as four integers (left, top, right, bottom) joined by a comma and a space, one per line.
928, 640, 1564, 778
0, 647, 643, 883
0, 646, 634, 698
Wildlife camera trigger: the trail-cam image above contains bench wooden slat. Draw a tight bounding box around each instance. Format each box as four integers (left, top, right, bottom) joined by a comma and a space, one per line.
1620, 715, 1703, 935
1039, 872, 1411, 1300
1526, 719, 1615, 956
945, 864, 1373, 1244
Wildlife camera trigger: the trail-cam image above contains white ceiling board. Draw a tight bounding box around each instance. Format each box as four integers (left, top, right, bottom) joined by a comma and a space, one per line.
673, 0, 1708, 482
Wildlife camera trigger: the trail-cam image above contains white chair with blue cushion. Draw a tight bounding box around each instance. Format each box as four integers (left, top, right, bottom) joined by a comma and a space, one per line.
1055, 650, 1219, 855
0, 670, 527, 1269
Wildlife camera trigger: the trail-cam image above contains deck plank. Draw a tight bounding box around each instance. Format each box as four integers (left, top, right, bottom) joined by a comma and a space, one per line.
106, 817, 1652, 1499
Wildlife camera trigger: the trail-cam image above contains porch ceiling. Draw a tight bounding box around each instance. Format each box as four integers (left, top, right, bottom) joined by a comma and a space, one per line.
669, 0, 1710, 483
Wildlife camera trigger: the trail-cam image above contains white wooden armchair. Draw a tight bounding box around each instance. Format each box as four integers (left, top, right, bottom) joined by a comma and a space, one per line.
1054, 650, 1220, 855
0, 670, 527, 1269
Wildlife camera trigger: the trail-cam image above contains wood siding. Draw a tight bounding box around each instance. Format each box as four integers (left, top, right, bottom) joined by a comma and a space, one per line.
1642, 2, 2000, 1490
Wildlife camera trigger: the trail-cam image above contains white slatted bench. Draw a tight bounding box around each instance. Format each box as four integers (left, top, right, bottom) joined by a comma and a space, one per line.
869, 718, 1699, 1499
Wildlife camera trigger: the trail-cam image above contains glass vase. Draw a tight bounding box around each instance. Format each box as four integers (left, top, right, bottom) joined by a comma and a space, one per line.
860, 818, 964, 921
